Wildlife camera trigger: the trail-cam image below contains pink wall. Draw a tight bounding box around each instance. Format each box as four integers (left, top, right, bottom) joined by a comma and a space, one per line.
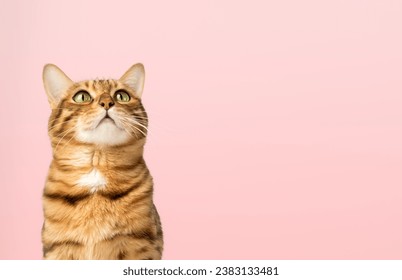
0, 0, 401, 259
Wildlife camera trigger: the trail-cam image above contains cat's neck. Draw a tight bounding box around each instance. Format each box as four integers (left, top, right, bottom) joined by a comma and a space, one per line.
52, 139, 145, 169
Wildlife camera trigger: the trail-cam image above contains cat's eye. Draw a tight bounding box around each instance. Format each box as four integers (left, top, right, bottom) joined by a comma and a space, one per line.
73, 91, 92, 103
114, 90, 131, 103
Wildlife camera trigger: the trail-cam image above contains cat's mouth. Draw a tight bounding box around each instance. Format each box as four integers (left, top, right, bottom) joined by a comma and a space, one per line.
100, 115, 115, 123
97, 113, 116, 126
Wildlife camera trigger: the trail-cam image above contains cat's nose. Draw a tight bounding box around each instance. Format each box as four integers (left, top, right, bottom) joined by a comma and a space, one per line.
99, 94, 115, 110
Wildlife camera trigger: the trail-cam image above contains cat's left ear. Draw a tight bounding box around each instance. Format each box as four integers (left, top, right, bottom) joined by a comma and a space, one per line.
119, 63, 145, 98
43, 64, 74, 109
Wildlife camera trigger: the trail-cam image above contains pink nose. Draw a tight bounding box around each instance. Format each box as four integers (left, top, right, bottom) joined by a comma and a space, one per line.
98, 94, 115, 110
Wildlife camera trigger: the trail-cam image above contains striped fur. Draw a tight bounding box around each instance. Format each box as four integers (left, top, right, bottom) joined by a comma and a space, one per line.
41, 64, 163, 260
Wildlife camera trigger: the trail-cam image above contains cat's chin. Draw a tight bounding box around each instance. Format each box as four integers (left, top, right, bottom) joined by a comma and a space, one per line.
76, 121, 131, 146
99, 117, 115, 125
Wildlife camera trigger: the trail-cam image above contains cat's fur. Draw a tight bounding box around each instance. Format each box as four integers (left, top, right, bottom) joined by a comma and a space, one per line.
41, 63, 163, 260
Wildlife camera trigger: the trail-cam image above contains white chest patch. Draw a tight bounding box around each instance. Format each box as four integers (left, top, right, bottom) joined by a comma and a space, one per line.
76, 168, 107, 192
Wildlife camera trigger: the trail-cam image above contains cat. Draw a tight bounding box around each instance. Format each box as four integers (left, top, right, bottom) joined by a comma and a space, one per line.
41, 63, 163, 260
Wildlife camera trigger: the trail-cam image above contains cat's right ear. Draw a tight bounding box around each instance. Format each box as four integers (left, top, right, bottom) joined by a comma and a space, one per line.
42, 64, 73, 109
119, 63, 145, 98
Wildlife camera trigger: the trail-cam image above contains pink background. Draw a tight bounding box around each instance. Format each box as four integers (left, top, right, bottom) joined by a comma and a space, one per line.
1, 0, 401, 259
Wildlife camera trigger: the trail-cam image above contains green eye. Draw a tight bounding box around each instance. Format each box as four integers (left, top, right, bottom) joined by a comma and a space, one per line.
73, 91, 92, 103
114, 90, 131, 102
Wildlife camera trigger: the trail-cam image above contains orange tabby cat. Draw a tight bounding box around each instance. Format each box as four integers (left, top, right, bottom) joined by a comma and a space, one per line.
41, 63, 163, 260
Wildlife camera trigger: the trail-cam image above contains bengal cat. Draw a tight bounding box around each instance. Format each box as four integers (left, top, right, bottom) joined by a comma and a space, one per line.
41, 63, 163, 260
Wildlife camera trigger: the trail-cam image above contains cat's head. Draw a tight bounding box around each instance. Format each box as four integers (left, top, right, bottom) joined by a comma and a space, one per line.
43, 63, 148, 147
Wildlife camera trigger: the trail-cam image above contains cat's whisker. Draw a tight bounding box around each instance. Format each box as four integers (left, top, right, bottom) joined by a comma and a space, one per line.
58, 133, 76, 153
134, 121, 149, 129
54, 124, 75, 139
124, 122, 142, 140
131, 126, 147, 137
122, 120, 147, 138
130, 113, 176, 133
54, 124, 77, 152
132, 117, 148, 124
119, 116, 148, 137
120, 119, 140, 140
124, 117, 149, 132
119, 115, 143, 124
48, 118, 76, 132
132, 113, 148, 117
120, 115, 148, 123
133, 115, 175, 134
133, 121, 149, 133
124, 128, 137, 139
127, 126, 139, 140
132, 116, 149, 121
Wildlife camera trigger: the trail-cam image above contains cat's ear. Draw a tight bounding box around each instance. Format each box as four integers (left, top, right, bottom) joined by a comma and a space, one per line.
42, 64, 73, 109
119, 63, 145, 98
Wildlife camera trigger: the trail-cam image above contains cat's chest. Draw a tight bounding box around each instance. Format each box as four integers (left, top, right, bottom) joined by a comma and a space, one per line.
76, 168, 107, 192
57, 148, 139, 191
68, 149, 109, 191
